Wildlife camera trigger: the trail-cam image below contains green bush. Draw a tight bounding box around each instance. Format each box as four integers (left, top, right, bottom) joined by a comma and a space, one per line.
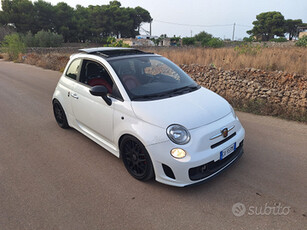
106, 36, 116, 44
243, 36, 256, 42
270, 37, 288, 42
34, 30, 63, 47
206, 38, 224, 48
22, 30, 63, 47
104, 38, 130, 47
195, 31, 212, 44
151, 37, 162, 46
1, 33, 26, 60
22, 31, 37, 47
296, 36, 307, 47
182, 37, 195, 46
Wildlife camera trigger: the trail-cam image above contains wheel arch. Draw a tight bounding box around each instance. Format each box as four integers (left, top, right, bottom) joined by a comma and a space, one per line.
118, 133, 145, 158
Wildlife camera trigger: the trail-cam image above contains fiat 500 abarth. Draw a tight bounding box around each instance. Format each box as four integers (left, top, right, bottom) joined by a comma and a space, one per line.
52, 47, 245, 187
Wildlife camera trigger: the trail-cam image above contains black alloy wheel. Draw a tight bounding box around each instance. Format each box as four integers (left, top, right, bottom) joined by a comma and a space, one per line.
53, 100, 69, 129
120, 136, 154, 181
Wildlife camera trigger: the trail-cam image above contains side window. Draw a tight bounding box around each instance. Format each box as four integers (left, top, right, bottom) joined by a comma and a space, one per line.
66, 59, 82, 80
79, 60, 122, 100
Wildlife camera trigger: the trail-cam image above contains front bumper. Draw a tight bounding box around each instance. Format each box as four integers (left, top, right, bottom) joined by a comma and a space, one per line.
146, 113, 245, 187
187, 141, 244, 186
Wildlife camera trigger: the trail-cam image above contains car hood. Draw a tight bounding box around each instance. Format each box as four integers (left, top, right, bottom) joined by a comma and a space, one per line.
131, 87, 231, 129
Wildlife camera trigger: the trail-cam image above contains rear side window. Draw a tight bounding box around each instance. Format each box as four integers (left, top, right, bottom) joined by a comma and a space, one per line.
66, 59, 82, 80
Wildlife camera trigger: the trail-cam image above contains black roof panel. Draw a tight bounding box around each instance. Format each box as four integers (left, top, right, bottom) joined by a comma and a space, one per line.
79, 47, 152, 58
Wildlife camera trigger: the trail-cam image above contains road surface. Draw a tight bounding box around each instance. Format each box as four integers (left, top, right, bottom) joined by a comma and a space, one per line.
0, 61, 306, 229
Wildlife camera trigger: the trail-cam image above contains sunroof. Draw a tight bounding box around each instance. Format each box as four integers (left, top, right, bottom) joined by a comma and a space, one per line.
79, 48, 152, 58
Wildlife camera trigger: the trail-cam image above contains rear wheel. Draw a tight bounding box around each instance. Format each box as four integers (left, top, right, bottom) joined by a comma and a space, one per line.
53, 100, 69, 129
120, 136, 154, 181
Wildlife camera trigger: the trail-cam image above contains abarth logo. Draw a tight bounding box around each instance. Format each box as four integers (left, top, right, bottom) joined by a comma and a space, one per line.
221, 128, 228, 138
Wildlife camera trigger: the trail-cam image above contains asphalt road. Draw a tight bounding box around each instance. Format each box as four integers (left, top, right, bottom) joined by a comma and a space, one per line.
0, 61, 306, 230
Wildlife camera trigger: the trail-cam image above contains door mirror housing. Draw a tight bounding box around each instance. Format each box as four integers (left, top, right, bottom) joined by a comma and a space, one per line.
90, 85, 112, 106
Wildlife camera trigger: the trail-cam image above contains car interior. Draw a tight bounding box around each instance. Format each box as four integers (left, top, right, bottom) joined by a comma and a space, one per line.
79, 60, 114, 93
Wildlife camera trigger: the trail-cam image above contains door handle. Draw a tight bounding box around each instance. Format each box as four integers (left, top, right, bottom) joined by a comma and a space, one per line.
71, 93, 79, 99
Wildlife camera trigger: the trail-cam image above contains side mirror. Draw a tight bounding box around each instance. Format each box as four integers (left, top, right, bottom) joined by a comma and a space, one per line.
89, 85, 112, 106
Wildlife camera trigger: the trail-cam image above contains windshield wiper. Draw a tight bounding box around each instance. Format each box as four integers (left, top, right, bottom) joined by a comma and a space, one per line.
133, 92, 172, 101
167, 85, 200, 94
132, 85, 200, 101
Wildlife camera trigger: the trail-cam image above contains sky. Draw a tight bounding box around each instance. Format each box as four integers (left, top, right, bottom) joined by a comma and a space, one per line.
1, 0, 307, 39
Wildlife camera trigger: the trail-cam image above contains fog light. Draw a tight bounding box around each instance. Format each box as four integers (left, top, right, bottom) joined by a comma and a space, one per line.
170, 148, 186, 159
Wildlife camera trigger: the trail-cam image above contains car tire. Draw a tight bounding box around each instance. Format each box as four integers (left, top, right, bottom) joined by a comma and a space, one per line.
53, 99, 69, 129
120, 136, 154, 181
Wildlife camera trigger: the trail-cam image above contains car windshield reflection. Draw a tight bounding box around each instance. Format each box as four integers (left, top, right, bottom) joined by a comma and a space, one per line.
109, 56, 200, 100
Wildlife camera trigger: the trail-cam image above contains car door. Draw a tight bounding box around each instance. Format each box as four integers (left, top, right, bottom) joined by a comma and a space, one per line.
70, 59, 116, 146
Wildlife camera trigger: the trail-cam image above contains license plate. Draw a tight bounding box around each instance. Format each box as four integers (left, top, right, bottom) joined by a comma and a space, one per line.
220, 143, 236, 160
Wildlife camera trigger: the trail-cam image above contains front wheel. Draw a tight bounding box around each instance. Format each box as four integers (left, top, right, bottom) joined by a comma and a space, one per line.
120, 136, 154, 181
53, 99, 69, 129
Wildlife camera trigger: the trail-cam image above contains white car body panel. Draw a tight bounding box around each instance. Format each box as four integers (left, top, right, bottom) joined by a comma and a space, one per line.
131, 87, 230, 129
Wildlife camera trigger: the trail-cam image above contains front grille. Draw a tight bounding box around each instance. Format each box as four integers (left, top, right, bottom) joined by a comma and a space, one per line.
189, 140, 243, 181
211, 132, 236, 149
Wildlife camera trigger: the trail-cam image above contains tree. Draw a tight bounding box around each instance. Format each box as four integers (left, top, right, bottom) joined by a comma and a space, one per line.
133, 6, 152, 34
0, 0, 152, 42
33, 0, 56, 33
194, 31, 213, 46
0, 0, 35, 33
247, 11, 285, 41
0, 25, 15, 41
74, 5, 92, 42
285, 19, 305, 40
182, 37, 195, 46
87, 1, 152, 39
54, 2, 77, 42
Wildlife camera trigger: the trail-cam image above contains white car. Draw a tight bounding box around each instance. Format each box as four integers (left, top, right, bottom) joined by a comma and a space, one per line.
52, 47, 245, 187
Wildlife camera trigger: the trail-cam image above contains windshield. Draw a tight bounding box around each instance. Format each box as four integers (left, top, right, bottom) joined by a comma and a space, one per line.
109, 56, 200, 101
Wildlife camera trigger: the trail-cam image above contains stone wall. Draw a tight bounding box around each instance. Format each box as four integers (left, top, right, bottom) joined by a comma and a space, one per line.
180, 64, 306, 111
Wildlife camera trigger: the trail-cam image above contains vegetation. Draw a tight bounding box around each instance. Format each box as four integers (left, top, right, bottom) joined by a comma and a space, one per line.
182, 37, 195, 46
243, 36, 256, 42
270, 37, 288, 42
142, 46, 306, 75
247, 11, 286, 41
285, 19, 305, 40
234, 43, 262, 56
170, 36, 181, 46
182, 31, 224, 48
247, 11, 306, 41
104, 37, 130, 47
0, 25, 15, 41
1, 33, 25, 60
206, 38, 224, 48
23, 30, 64, 47
0, 0, 152, 42
296, 36, 307, 47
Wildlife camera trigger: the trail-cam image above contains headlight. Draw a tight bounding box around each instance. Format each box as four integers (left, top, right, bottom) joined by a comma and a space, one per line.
166, 124, 191, 145
230, 105, 237, 119
170, 148, 187, 159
